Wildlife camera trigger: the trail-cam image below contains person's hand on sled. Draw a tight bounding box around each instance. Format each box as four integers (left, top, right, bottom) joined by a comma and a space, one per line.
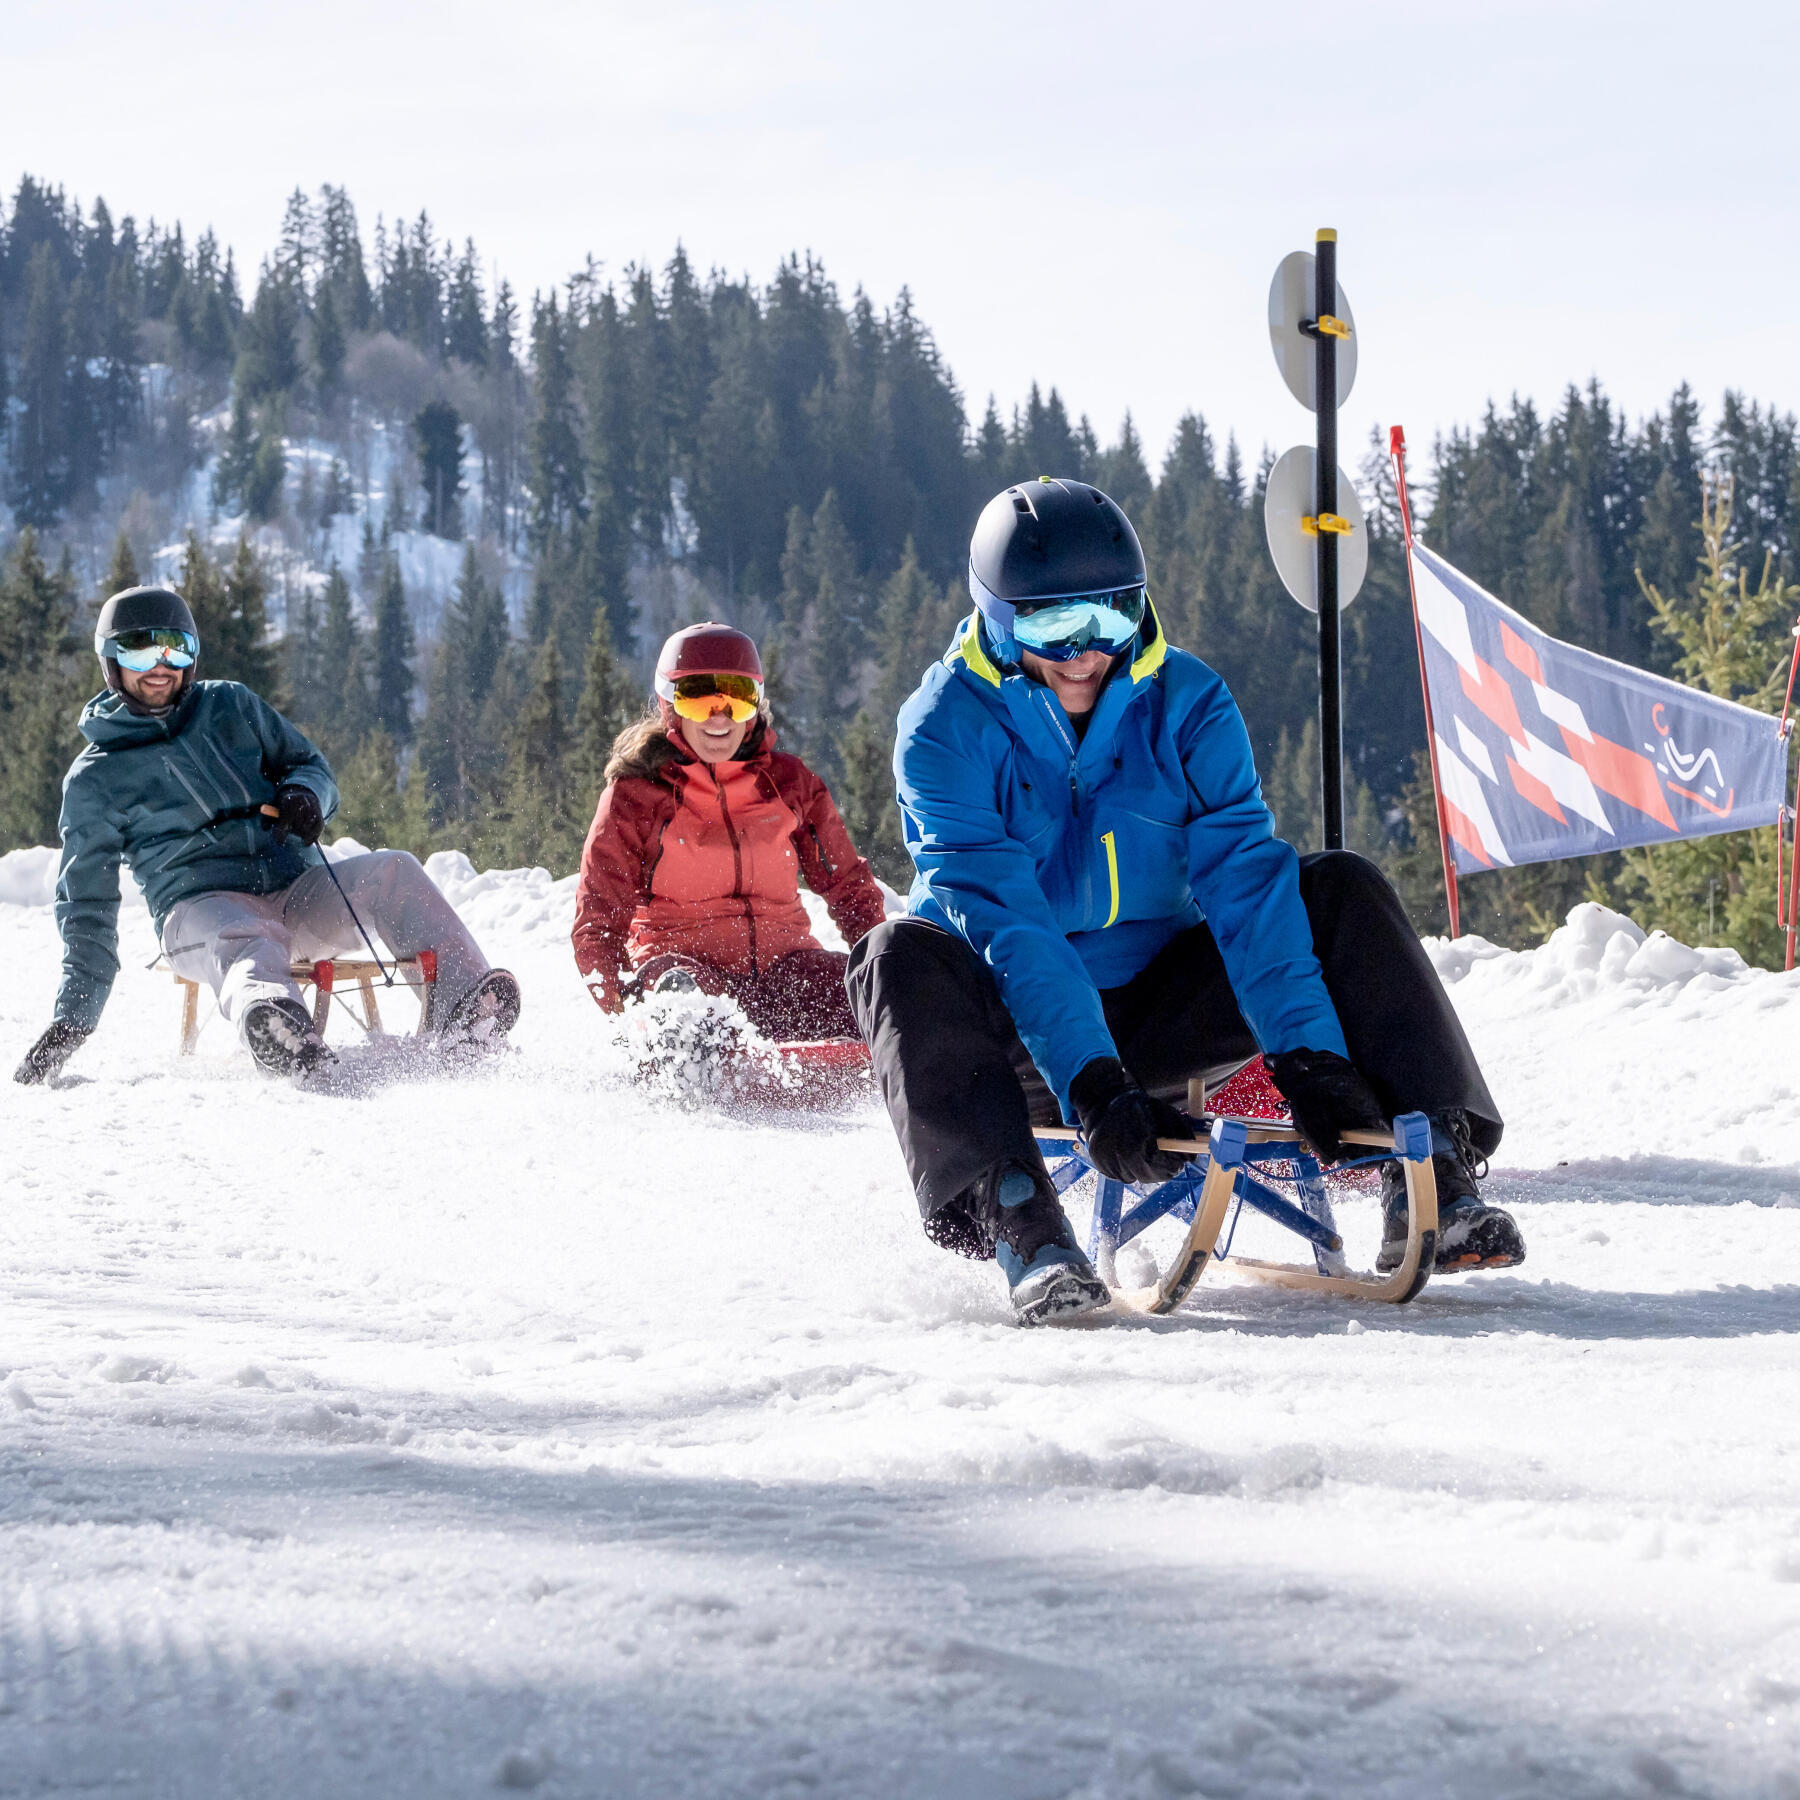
1265, 1048, 1387, 1164
14, 1019, 91, 1086
268, 784, 323, 848
584, 968, 624, 1014
1070, 1057, 1193, 1184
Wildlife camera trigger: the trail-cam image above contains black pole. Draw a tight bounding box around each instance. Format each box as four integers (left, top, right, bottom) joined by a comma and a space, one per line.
1314, 228, 1344, 851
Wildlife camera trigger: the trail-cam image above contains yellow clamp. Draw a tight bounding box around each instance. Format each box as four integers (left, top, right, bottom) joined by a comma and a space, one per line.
1301, 514, 1354, 537
1313, 314, 1352, 339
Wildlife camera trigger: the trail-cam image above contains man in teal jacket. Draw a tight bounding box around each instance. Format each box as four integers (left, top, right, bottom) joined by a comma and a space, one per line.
14, 584, 519, 1087
847, 479, 1521, 1325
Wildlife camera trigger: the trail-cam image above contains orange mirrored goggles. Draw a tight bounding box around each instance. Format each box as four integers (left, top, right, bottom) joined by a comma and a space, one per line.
668, 672, 761, 723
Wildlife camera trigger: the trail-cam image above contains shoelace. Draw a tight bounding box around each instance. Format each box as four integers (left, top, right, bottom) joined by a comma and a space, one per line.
1443, 1110, 1489, 1184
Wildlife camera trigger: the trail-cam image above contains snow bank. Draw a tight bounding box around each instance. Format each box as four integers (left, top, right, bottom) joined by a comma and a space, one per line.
0, 845, 57, 907
1428, 901, 1765, 1004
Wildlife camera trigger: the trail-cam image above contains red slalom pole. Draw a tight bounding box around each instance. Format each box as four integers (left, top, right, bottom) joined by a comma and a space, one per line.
1389, 426, 1461, 939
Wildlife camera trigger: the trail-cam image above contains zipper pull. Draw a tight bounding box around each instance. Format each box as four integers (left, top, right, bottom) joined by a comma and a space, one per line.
1069, 770, 1080, 816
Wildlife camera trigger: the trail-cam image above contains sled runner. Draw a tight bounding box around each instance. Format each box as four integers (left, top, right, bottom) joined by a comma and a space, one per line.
175, 952, 438, 1054
1035, 1108, 1438, 1314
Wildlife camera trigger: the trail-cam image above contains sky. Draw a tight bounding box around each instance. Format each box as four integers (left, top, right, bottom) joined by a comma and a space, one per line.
7, 0, 1798, 480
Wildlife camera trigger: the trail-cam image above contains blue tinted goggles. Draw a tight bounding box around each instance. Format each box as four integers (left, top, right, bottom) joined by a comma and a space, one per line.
1010, 587, 1147, 661
100, 628, 198, 671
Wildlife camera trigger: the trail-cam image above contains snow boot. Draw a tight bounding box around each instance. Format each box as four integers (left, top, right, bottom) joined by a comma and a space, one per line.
1377, 1110, 1524, 1273
242, 996, 337, 1083
976, 1162, 1111, 1326
437, 969, 521, 1055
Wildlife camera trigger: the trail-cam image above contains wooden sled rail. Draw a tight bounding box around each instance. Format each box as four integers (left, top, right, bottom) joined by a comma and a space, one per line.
1037, 1113, 1439, 1317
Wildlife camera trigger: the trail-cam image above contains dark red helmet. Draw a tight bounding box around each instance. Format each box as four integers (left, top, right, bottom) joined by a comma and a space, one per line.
654, 622, 763, 701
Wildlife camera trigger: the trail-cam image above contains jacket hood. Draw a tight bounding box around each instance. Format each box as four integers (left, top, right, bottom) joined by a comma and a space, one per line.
78, 683, 201, 749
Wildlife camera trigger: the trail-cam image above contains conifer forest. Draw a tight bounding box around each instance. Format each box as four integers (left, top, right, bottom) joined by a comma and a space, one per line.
1, 174, 1795, 961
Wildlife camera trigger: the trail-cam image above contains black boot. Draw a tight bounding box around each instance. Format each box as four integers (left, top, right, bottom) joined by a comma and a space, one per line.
242, 996, 337, 1083
1378, 1110, 1524, 1273
953, 1162, 1110, 1326
440, 969, 522, 1052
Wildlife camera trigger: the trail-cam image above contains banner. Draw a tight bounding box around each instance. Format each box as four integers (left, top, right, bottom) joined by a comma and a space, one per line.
1410, 541, 1789, 875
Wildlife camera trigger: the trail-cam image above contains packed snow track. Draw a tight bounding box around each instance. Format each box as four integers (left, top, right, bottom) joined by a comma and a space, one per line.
4, 846, 1798, 1799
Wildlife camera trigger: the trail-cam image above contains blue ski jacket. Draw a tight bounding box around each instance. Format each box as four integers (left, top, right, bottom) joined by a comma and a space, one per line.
52, 681, 339, 1031
895, 604, 1347, 1114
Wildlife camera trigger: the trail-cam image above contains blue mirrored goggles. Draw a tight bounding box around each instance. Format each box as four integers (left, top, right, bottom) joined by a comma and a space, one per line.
1010, 587, 1147, 661
99, 628, 199, 671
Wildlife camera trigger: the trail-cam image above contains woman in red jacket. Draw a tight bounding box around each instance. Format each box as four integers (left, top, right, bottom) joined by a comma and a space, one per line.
573, 622, 888, 1041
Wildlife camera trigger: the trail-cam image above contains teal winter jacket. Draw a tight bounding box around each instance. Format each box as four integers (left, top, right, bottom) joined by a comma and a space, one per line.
895, 604, 1347, 1114
52, 681, 339, 1030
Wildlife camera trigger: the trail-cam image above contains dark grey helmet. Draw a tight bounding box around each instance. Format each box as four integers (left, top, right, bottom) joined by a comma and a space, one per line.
94, 585, 201, 710
968, 478, 1146, 656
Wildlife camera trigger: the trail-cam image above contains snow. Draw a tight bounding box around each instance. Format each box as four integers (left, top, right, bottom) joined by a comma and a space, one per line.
3, 853, 1798, 1798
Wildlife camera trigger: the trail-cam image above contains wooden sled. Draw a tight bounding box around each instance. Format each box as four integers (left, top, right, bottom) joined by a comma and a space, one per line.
175, 951, 438, 1054
1034, 1110, 1438, 1315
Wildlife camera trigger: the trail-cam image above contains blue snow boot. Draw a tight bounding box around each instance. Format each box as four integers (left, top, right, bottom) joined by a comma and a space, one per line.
981, 1162, 1111, 1327
1378, 1110, 1524, 1273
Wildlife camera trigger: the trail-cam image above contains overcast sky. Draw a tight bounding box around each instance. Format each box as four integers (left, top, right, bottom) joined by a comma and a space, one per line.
8, 0, 1796, 481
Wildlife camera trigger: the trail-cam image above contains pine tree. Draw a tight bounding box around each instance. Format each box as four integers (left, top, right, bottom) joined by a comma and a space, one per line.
1615, 473, 1800, 962
312, 283, 346, 403
236, 263, 303, 401
417, 545, 511, 824
213, 389, 258, 514
527, 292, 585, 550
828, 543, 951, 887
313, 561, 373, 753
414, 399, 465, 537
498, 639, 583, 872
11, 245, 71, 526
244, 405, 287, 522
569, 607, 643, 808
104, 531, 140, 597
372, 552, 416, 744
178, 533, 278, 694
774, 489, 864, 770
283, 578, 329, 730
0, 532, 88, 850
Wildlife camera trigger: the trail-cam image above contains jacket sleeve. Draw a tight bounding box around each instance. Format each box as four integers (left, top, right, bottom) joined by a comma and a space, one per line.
248, 690, 338, 823
52, 770, 124, 1032
1178, 676, 1347, 1059
898, 692, 1118, 1115
787, 763, 888, 947
572, 781, 657, 980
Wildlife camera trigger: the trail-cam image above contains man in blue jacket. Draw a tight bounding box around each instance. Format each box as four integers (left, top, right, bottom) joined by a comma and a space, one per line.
14, 584, 519, 1087
847, 479, 1520, 1325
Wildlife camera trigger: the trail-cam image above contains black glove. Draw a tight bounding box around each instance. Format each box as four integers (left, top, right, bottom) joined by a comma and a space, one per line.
14, 1020, 91, 1086
270, 783, 323, 847
1069, 1056, 1195, 1185
1264, 1047, 1387, 1164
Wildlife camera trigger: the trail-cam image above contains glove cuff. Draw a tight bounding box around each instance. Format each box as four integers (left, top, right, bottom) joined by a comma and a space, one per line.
1068, 1056, 1132, 1130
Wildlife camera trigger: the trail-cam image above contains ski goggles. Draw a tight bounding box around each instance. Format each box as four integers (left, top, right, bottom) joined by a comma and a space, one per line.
1010, 586, 1147, 661
98, 627, 199, 671
666, 672, 761, 723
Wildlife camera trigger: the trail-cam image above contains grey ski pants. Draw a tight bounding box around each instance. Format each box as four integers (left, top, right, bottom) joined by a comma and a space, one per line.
161, 850, 490, 1039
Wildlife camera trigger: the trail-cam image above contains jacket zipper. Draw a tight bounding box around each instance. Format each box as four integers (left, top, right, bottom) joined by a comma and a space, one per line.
713, 772, 757, 970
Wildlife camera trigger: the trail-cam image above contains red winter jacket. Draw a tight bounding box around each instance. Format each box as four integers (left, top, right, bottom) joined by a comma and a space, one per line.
572, 725, 887, 994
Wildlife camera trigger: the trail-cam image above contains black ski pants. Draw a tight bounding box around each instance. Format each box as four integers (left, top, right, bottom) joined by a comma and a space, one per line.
846, 850, 1501, 1229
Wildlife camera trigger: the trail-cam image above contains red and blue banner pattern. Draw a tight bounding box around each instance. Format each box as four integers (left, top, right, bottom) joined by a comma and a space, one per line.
1410, 541, 1788, 875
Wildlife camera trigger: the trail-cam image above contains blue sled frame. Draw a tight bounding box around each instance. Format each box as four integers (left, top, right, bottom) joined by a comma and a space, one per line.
1034, 1113, 1438, 1315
